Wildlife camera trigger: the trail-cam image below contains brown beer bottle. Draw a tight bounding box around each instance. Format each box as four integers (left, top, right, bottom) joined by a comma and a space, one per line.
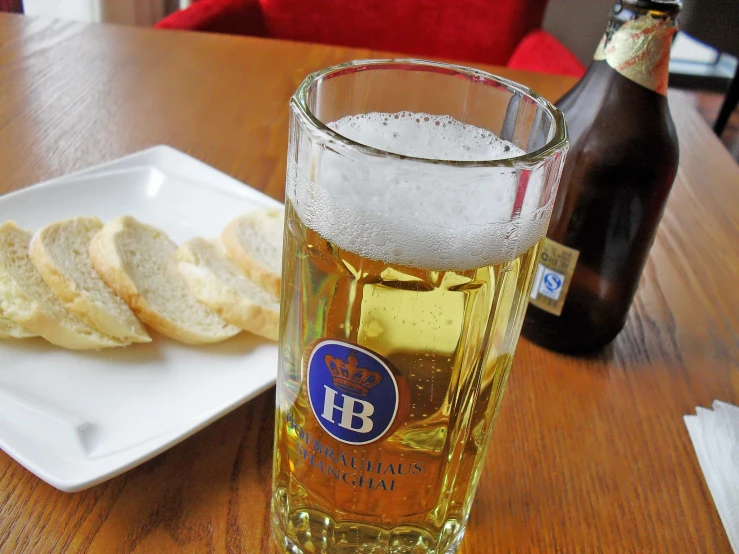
522, 0, 680, 353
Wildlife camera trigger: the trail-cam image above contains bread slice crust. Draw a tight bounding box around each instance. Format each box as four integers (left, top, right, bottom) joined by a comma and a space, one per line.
90, 216, 240, 345
0, 221, 124, 350
177, 238, 280, 341
30, 217, 151, 343
221, 209, 284, 298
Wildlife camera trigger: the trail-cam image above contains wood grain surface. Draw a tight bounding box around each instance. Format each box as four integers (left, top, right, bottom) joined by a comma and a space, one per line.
0, 14, 737, 554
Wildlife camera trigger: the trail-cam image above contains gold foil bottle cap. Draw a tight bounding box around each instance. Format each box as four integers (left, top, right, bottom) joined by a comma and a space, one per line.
594, 0, 680, 95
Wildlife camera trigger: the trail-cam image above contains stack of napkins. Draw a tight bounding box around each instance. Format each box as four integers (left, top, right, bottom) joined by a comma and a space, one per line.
684, 401, 739, 553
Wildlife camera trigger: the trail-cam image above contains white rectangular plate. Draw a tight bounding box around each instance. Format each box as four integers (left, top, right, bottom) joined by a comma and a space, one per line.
0, 146, 281, 492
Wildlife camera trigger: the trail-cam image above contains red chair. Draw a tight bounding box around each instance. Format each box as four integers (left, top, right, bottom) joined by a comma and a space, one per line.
156, 0, 586, 78
0, 0, 24, 13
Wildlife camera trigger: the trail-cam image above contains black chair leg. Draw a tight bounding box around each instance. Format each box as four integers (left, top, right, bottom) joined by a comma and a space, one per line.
714, 68, 739, 136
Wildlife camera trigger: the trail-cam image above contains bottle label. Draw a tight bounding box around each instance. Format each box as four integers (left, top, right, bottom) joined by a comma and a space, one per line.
529, 238, 580, 316
306, 339, 408, 445
593, 14, 676, 96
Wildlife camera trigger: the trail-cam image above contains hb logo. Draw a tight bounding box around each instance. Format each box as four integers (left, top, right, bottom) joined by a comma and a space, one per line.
307, 340, 404, 445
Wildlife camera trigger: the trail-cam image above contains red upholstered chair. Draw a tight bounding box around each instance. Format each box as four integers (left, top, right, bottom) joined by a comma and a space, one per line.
156, 0, 586, 78
0, 0, 24, 13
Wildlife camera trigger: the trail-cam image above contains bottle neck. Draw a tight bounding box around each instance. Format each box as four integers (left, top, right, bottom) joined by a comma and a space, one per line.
593, 2, 679, 95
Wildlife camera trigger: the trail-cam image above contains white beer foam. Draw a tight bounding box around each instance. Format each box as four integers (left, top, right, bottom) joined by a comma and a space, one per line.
287, 112, 553, 270
328, 112, 522, 161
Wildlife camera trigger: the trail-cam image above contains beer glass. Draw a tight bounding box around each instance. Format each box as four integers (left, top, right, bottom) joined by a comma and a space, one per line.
272, 59, 568, 554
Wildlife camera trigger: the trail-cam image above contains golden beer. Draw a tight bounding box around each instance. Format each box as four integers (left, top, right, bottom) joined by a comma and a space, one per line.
271, 61, 568, 554
273, 200, 543, 553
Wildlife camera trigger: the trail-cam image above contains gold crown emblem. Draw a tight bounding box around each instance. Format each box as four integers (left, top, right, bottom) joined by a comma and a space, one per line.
324, 352, 382, 396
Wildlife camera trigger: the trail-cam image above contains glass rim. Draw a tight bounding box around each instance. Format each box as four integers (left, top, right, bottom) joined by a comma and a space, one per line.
291, 58, 569, 168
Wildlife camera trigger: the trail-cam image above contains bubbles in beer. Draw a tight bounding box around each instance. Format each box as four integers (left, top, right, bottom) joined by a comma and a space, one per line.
327, 112, 523, 161
288, 112, 553, 271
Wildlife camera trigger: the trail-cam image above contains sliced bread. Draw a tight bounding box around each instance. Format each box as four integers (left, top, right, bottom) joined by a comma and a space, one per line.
89, 216, 240, 344
0, 221, 123, 349
221, 208, 284, 297
30, 217, 151, 343
0, 307, 37, 339
176, 238, 280, 341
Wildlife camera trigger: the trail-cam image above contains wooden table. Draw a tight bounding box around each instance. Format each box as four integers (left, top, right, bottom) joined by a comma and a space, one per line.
1, 14, 737, 554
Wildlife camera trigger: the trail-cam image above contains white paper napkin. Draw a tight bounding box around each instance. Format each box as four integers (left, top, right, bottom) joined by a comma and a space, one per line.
684, 401, 739, 553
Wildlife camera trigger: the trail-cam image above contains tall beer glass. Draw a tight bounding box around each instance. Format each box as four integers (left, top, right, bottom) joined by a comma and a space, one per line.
272, 59, 568, 554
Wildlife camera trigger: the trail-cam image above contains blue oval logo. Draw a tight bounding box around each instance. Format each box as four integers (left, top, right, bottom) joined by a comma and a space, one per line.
307, 340, 401, 445
543, 272, 562, 292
